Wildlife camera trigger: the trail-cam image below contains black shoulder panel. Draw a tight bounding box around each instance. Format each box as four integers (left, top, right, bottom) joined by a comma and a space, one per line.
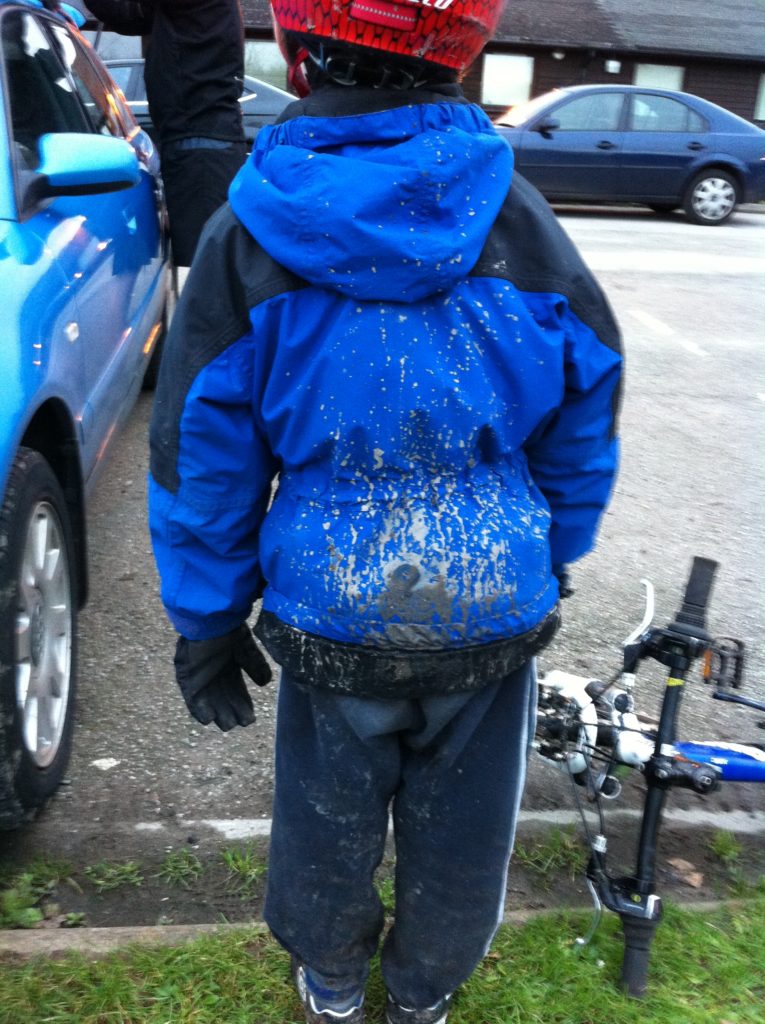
150, 204, 307, 493
470, 172, 621, 354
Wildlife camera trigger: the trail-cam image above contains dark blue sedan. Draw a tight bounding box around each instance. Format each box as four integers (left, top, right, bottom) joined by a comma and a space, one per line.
494, 85, 765, 225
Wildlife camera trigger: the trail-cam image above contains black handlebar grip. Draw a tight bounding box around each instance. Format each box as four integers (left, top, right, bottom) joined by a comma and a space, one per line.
675, 556, 718, 631
620, 917, 655, 999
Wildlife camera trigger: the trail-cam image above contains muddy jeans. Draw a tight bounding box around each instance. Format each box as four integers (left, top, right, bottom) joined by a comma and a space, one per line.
264, 660, 537, 1008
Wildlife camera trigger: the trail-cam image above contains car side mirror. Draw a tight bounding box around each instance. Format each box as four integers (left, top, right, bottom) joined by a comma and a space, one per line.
22, 133, 141, 207
535, 117, 560, 138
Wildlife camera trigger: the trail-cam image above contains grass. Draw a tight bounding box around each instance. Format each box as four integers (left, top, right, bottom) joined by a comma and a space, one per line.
709, 829, 743, 867
83, 860, 144, 894
0, 897, 763, 1023
219, 844, 268, 898
0, 860, 78, 929
513, 826, 588, 889
155, 850, 204, 889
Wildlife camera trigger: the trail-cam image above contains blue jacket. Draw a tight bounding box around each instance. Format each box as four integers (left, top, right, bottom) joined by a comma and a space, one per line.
149, 85, 622, 697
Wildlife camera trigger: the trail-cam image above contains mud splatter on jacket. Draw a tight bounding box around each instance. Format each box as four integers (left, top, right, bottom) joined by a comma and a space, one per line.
148, 84, 623, 697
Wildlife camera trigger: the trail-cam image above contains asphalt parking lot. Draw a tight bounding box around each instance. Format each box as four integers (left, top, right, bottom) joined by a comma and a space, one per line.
2, 207, 764, 877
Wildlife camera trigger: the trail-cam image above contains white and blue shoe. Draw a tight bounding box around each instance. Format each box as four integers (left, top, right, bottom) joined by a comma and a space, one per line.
385, 992, 451, 1024
291, 957, 365, 1023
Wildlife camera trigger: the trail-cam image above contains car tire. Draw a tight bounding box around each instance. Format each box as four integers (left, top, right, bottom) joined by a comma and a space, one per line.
0, 449, 77, 829
683, 169, 739, 225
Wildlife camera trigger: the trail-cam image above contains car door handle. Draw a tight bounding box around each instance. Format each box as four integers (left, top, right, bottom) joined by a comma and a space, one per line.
596, 140, 617, 150
687, 141, 705, 151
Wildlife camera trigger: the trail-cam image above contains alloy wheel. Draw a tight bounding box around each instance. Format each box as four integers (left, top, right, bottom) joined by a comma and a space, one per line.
15, 500, 73, 768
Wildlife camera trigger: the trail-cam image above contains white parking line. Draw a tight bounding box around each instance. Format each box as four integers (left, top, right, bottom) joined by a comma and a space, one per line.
629, 308, 674, 337
580, 250, 765, 276
628, 308, 707, 356
127, 808, 765, 840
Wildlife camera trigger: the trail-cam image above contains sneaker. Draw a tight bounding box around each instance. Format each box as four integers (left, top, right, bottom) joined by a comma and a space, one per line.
291, 957, 365, 1023
385, 992, 452, 1024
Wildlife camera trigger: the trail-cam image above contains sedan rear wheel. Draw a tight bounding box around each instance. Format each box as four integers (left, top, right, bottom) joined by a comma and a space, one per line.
0, 449, 77, 829
683, 169, 739, 225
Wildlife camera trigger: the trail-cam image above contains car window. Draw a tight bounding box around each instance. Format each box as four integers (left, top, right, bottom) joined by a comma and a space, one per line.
110, 62, 147, 103
548, 93, 624, 132
630, 94, 707, 132
106, 61, 134, 96
2, 9, 90, 170
48, 22, 125, 139
241, 77, 291, 115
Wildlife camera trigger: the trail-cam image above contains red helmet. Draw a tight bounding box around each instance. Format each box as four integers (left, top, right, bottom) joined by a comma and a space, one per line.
270, 0, 503, 76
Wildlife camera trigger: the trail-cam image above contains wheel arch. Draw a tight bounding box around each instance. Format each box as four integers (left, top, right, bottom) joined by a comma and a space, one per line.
19, 400, 88, 608
682, 160, 745, 197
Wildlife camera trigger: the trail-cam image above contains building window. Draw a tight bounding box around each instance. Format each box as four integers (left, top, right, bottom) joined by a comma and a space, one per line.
481, 54, 534, 107
633, 63, 684, 91
756, 73, 765, 120
245, 40, 288, 91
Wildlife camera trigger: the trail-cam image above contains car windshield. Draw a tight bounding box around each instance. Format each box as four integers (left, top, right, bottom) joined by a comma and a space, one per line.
495, 91, 567, 127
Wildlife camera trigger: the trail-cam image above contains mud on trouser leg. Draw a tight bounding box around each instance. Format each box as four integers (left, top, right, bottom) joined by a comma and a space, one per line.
380, 662, 536, 1009
265, 674, 399, 981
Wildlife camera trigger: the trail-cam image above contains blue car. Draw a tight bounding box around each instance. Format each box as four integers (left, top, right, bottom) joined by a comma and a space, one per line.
104, 58, 294, 148
0, 0, 172, 828
494, 84, 765, 225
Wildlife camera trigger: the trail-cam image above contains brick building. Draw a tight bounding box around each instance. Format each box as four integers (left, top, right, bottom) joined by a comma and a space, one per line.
238, 0, 765, 125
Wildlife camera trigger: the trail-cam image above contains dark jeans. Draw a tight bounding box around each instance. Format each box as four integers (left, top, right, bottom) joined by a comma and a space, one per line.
160, 137, 247, 266
265, 662, 537, 1008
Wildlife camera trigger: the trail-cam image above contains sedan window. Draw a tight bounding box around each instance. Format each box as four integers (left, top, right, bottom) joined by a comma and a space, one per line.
550, 93, 624, 131
48, 23, 125, 139
630, 94, 707, 133
2, 10, 89, 170
105, 61, 135, 98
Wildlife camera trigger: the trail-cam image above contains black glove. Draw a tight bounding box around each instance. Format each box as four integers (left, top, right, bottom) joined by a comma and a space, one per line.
174, 624, 271, 731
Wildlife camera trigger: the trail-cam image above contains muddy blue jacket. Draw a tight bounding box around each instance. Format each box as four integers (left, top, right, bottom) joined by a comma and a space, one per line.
148, 85, 622, 698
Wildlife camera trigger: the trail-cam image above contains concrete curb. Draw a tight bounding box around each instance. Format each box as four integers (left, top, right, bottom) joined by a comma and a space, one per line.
0, 900, 754, 960
0, 921, 266, 958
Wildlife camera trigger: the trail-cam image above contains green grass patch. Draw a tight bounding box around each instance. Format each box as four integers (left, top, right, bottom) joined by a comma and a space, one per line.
0, 897, 763, 1023
513, 826, 588, 889
0, 859, 78, 929
155, 849, 204, 889
709, 829, 743, 868
219, 844, 268, 899
83, 860, 144, 894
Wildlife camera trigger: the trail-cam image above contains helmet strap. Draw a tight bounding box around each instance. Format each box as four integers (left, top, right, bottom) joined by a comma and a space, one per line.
288, 46, 312, 97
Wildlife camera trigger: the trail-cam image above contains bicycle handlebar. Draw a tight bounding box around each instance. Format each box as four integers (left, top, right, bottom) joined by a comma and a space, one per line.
536, 558, 761, 1000
673, 556, 718, 634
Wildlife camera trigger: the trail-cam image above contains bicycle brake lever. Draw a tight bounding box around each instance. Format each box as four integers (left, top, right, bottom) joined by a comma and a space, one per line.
622, 580, 655, 674
623, 579, 655, 649
575, 876, 603, 947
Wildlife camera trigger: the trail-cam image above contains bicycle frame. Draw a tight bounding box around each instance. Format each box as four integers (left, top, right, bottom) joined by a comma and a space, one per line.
536, 557, 764, 998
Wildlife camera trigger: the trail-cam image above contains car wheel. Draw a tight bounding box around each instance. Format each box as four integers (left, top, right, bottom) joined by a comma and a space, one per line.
683, 169, 739, 225
0, 449, 77, 829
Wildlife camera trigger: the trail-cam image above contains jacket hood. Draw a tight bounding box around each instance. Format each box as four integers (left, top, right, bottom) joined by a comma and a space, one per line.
229, 99, 513, 302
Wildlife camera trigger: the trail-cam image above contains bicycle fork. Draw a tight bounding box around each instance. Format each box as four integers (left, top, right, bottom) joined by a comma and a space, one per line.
595, 557, 719, 997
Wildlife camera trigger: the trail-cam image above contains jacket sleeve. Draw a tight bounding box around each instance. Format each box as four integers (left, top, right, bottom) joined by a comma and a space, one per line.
148, 206, 279, 641
524, 295, 622, 570
474, 172, 623, 573
84, 0, 154, 34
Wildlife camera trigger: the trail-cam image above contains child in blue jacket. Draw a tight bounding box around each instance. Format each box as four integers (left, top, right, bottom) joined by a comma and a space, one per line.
148, 2, 623, 1021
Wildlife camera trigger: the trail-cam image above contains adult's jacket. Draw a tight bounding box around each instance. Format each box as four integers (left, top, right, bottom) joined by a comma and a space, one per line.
149, 85, 623, 698
84, 0, 244, 142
